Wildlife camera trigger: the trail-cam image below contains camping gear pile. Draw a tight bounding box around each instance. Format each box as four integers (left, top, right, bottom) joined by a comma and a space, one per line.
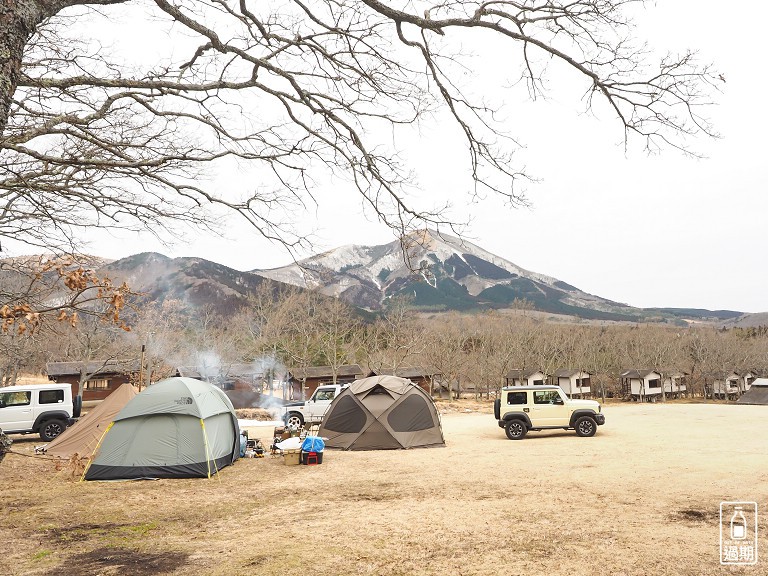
300, 435, 325, 465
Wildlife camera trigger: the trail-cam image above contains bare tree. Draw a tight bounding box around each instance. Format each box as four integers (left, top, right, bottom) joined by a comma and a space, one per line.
0, 255, 131, 335
314, 297, 359, 383
2, 1, 719, 255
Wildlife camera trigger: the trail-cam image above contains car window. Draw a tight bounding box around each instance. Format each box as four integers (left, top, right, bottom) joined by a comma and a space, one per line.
534, 390, 560, 404
0, 391, 31, 407
314, 390, 335, 401
39, 389, 64, 404
506, 391, 527, 405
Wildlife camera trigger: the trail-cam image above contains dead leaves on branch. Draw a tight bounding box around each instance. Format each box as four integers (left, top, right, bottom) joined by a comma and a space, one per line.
1, 256, 133, 335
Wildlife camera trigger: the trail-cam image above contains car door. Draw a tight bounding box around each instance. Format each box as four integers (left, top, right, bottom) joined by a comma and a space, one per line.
0, 390, 34, 432
309, 388, 337, 421
530, 389, 570, 427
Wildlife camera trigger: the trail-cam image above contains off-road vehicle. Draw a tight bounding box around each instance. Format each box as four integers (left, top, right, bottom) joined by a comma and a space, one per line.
494, 385, 605, 440
0, 383, 81, 441
279, 384, 348, 428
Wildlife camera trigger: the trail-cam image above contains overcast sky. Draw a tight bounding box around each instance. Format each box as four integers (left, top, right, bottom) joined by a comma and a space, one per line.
40, 1, 768, 314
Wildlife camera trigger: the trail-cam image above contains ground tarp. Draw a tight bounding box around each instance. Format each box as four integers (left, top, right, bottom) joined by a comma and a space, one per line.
45, 382, 137, 459
318, 375, 445, 450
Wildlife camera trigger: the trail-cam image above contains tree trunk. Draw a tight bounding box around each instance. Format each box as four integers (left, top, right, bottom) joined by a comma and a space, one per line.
0, 0, 48, 134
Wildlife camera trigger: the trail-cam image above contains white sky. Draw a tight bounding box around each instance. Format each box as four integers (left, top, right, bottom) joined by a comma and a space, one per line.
49, 2, 768, 313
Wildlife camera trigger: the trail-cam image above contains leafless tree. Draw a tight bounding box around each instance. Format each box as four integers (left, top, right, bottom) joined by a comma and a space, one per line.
2, 0, 720, 256
0, 254, 131, 335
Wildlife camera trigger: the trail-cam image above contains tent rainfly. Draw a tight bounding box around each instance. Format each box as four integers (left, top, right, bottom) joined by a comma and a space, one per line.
318, 375, 445, 450
84, 377, 240, 480
45, 383, 138, 460
736, 378, 768, 405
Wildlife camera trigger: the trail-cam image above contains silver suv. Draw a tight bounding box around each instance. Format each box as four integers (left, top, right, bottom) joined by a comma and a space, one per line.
493, 385, 605, 440
0, 383, 81, 441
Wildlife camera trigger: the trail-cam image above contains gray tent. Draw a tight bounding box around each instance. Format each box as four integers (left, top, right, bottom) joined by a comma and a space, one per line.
736, 378, 768, 405
318, 375, 445, 450
84, 377, 239, 480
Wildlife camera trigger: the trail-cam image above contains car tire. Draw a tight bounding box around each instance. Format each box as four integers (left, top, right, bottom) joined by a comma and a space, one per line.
73, 395, 83, 418
284, 413, 304, 429
505, 419, 527, 440
574, 416, 597, 437
40, 419, 67, 442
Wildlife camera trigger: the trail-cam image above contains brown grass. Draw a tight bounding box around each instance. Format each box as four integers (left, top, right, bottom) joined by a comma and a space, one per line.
1, 402, 766, 575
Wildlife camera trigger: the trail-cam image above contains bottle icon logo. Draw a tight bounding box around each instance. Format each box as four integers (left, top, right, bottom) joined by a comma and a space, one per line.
730, 507, 747, 540
720, 501, 758, 565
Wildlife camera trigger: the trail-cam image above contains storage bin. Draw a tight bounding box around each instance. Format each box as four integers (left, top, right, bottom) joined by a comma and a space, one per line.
300, 450, 323, 465
283, 449, 300, 466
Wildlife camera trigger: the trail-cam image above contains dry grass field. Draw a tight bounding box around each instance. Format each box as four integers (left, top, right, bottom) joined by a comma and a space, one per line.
2, 401, 766, 576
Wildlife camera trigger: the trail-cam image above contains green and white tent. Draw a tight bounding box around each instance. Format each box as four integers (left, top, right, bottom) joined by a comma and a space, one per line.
84, 377, 239, 480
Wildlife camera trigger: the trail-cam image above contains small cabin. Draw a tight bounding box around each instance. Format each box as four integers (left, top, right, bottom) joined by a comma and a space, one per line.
46, 360, 138, 402
288, 364, 364, 400
554, 369, 592, 397
620, 369, 662, 401
505, 369, 548, 387
663, 371, 688, 398
367, 367, 442, 394
710, 372, 741, 399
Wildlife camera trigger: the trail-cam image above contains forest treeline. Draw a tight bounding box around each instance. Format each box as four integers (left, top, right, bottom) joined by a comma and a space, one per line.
2, 284, 765, 400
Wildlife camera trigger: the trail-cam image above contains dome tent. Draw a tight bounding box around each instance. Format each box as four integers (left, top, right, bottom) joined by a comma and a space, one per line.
736, 378, 768, 405
318, 375, 445, 450
84, 377, 239, 480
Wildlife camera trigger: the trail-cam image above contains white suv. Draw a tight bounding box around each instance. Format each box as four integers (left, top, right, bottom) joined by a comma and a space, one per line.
0, 383, 81, 441
493, 385, 605, 440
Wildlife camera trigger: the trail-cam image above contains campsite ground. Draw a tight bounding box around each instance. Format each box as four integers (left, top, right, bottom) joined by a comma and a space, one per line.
1, 401, 766, 576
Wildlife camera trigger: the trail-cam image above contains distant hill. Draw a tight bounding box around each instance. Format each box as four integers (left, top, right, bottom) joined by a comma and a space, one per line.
720, 312, 768, 328
100, 252, 279, 315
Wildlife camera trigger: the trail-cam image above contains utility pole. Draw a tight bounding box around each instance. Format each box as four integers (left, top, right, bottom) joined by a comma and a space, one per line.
138, 344, 146, 392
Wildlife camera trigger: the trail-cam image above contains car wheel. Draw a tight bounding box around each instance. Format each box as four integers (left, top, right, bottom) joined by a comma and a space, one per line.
574, 416, 597, 437
505, 419, 527, 440
285, 413, 304, 429
40, 419, 66, 441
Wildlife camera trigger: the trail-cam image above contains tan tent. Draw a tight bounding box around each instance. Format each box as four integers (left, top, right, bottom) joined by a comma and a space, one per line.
45, 383, 137, 459
318, 376, 445, 450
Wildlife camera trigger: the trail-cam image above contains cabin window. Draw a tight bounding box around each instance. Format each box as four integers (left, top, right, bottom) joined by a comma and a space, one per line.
84, 379, 109, 390
648, 379, 661, 389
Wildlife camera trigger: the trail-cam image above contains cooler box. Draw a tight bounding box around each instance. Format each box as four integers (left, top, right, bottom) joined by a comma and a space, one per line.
283, 449, 300, 466
300, 451, 323, 465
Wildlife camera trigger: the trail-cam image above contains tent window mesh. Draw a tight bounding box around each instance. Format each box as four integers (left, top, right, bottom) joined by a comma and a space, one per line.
387, 395, 433, 432
323, 395, 366, 433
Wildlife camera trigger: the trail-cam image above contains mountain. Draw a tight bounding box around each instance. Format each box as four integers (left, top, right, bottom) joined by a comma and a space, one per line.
7, 236, 745, 324
101, 252, 279, 315
252, 229, 672, 322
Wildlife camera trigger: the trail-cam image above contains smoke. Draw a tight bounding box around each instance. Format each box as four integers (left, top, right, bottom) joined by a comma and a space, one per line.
250, 354, 289, 420
195, 350, 223, 381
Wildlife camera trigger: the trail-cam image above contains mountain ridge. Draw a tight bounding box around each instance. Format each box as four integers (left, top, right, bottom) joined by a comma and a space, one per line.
251, 229, 744, 323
